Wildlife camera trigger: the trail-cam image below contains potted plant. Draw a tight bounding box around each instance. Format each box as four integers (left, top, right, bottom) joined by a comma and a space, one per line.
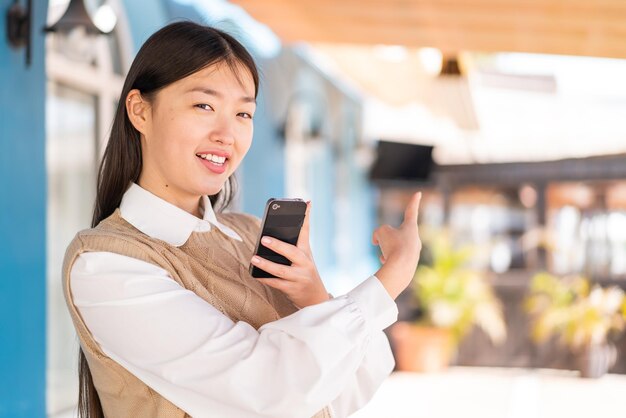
391, 232, 507, 372
525, 272, 626, 378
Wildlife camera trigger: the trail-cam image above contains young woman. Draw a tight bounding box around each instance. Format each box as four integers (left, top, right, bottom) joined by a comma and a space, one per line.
63, 21, 422, 418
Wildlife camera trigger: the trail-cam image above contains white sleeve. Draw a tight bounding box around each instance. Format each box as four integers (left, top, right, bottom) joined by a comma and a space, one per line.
69, 251, 398, 418
328, 331, 395, 418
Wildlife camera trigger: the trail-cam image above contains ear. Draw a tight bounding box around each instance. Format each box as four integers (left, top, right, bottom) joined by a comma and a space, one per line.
125, 89, 151, 135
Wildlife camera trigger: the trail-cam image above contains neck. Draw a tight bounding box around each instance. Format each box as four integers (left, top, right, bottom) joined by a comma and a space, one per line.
137, 175, 202, 218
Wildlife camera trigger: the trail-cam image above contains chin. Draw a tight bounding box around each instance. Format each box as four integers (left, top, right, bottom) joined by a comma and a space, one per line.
191, 173, 230, 197
198, 182, 224, 197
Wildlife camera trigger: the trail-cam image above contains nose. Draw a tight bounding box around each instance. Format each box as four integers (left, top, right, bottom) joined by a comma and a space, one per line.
209, 114, 236, 145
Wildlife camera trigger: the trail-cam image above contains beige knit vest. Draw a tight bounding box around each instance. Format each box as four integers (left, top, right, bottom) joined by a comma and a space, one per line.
62, 208, 332, 418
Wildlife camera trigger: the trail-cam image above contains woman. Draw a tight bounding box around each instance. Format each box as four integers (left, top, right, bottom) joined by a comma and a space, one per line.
63, 21, 422, 418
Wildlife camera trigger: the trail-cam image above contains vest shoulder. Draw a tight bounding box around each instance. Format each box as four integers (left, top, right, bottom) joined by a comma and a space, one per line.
68, 210, 139, 243
62, 209, 158, 272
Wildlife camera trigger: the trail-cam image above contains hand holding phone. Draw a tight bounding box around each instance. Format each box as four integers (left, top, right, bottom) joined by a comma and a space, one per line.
249, 198, 307, 278
249, 198, 330, 308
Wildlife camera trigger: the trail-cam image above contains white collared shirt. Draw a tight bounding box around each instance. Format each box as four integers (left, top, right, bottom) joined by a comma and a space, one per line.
119, 183, 243, 245
69, 183, 398, 418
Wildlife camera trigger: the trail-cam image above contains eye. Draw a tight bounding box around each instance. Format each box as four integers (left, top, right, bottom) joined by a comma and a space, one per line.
238, 112, 253, 119
195, 104, 214, 111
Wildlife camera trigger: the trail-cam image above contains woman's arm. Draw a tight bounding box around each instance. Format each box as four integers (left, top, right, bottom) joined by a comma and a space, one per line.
70, 251, 398, 418
328, 330, 395, 417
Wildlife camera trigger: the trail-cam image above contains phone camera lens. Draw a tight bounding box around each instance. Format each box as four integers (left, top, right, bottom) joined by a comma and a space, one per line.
272, 203, 280, 210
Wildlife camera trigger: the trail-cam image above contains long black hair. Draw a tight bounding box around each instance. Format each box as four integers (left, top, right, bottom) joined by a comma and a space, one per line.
80, 21, 259, 417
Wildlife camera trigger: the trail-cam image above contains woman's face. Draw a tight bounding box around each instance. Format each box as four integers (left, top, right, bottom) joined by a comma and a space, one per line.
134, 62, 256, 207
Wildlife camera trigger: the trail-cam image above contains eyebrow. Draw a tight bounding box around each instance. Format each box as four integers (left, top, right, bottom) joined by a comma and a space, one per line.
186, 87, 256, 104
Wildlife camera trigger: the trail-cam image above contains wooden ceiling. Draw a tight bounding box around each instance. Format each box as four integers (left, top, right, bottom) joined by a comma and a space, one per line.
231, 0, 626, 58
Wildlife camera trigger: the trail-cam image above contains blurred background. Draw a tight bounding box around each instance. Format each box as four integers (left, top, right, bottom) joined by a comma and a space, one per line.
2, 0, 626, 417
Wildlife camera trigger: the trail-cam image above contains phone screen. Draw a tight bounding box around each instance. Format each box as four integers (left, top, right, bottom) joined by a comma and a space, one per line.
250, 198, 306, 278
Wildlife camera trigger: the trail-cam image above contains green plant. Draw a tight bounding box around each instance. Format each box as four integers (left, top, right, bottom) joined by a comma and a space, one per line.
525, 272, 626, 349
412, 232, 506, 345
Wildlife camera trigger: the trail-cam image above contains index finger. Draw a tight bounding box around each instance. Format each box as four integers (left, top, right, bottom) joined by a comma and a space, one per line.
401, 192, 422, 227
262, 235, 308, 266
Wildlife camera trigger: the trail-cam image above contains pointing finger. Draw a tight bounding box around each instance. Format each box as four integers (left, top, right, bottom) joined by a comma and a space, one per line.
402, 192, 422, 227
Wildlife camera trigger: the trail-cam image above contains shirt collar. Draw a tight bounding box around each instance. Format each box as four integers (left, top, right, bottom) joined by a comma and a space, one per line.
119, 183, 242, 246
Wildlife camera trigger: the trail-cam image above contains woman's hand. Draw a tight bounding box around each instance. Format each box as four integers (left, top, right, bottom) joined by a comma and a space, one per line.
372, 192, 423, 300
250, 202, 330, 308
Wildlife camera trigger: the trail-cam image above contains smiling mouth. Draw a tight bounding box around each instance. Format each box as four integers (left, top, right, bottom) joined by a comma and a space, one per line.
196, 153, 228, 166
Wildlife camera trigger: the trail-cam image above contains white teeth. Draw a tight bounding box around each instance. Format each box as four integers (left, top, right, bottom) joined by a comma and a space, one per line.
197, 153, 227, 164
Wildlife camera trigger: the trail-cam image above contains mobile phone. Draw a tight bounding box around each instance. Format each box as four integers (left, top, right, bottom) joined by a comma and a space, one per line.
249, 198, 307, 278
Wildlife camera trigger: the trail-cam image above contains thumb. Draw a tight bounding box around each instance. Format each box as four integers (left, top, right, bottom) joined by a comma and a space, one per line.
402, 192, 422, 227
